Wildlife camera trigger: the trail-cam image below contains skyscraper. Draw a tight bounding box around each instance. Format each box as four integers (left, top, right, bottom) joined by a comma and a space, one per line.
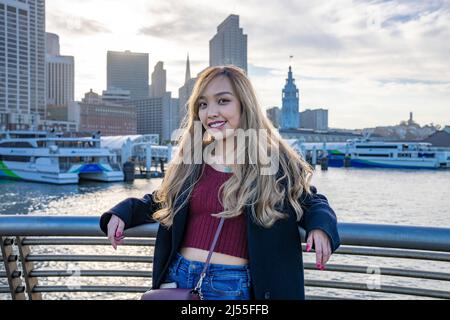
46, 55, 75, 108
45, 32, 60, 56
281, 66, 300, 129
0, 0, 46, 129
209, 14, 247, 72
45, 32, 75, 110
107, 50, 149, 100
120, 93, 178, 142
300, 108, 328, 130
150, 61, 166, 98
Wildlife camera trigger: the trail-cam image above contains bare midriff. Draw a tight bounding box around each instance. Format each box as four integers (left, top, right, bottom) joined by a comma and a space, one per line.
180, 247, 249, 266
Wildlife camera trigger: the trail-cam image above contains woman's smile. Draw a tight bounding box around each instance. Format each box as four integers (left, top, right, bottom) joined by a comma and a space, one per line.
208, 120, 228, 130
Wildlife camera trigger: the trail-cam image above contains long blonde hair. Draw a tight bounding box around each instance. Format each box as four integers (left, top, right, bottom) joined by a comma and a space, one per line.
153, 65, 313, 228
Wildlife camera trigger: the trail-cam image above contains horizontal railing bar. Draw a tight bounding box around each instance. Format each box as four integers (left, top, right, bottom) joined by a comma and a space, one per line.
0, 272, 6, 277
20, 238, 156, 246
26, 255, 153, 263
0, 287, 11, 294
20, 240, 450, 261
305, 280, 450, 299
304, 263, 450, 281
0, 286, 26, 294
13, 238, 450, 262
2, 216, 450, 252
30, 270, 152, 277
0, 216, 156, 237
337, 223, 450, 252
332, 246, 450, 262
33, 285, 149, 293
23, 240, 450, 262
27, 264, 450, 282
32, 281, 450, 298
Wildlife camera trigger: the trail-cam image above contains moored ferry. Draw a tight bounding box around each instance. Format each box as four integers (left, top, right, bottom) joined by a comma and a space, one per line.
0, 130, 124, 184
327, 139, 450, 169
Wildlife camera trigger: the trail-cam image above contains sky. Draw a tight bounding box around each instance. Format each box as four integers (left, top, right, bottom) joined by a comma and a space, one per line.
46, 0, 450, 129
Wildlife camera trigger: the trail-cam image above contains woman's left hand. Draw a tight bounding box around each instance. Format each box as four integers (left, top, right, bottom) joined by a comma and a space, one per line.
306, 229, 331, 270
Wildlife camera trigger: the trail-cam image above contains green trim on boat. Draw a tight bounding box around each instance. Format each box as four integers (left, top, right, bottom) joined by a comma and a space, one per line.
329, 149, 345, 155
0, 161, 21, 178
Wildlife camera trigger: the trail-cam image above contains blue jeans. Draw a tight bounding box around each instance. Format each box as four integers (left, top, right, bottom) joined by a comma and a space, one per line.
162, 252, 252, 300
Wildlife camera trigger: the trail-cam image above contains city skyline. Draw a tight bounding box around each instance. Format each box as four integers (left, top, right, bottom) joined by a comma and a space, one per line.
46, 0, 450, 129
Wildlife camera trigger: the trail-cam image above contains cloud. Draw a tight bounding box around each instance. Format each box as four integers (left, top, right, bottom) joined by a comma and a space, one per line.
137, 1, 223, 42
47, 12, 111, 36
46, 0, 450, 127
248, 64, 277, 77
377, 78, 450, 85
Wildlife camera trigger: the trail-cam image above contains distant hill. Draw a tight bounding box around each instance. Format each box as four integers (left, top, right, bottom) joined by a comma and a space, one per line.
361, 114, 442, 141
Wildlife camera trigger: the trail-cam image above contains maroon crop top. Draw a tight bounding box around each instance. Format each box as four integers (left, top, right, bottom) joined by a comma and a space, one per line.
180, 164, 249, 259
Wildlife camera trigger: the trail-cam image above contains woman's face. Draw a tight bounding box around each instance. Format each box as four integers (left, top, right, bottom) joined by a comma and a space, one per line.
197, 76, 242, 141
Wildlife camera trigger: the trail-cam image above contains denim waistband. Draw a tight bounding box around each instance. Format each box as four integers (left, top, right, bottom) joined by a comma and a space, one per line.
172, 252, 249, 273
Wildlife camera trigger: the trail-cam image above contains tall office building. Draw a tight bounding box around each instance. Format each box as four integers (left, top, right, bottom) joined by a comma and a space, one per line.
0, 0, 46, 129
150, 61, 166, 98
300, 108, 328, 130
46, 55, 74, 107
209, 14, 247, 72
280, 66, 300, 129
121, 93, 178, 142
107, 50, 149, 100
45, 32, 59, 55
45, 33, 74, 110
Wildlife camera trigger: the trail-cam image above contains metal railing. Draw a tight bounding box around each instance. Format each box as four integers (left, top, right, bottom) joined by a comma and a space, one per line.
1, 215, 450, 300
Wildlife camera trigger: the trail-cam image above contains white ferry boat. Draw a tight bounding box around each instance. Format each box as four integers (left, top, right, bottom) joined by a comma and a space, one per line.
328, 139, 450, 169
0, 131, 124, 184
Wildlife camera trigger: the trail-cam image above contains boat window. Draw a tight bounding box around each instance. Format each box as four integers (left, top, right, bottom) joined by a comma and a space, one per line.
398, 153, 412, 158
356, 145, 398, 149
0, 141, 33, 148
1, 155, 31, 162
357, 154, 390, 157
418, 153, 435, 158
59, 157, 87, 170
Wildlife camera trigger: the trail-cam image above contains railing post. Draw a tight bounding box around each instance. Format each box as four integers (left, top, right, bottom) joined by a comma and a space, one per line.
16, 237, 42, 300
0, 237, 26, 300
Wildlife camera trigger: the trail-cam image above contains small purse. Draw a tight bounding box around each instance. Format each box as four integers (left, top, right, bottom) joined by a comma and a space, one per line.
141, 218, 225, 300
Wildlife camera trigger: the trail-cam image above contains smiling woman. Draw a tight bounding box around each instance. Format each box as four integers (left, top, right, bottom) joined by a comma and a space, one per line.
99, 65, 340, 300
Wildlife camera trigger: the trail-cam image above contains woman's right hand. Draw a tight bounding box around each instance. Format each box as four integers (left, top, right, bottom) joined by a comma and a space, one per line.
107, 214, 125, 250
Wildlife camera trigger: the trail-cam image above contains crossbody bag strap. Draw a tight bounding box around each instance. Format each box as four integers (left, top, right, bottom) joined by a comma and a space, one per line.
194, 217, 225, 292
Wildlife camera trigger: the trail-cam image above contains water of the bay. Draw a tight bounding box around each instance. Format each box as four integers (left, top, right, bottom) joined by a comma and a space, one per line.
1, 167, 449, 299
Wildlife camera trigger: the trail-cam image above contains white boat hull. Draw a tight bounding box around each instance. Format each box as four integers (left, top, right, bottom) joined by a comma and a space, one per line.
0, 161, 124, 184
0, 162, 79, 184
351, 157, 439, 169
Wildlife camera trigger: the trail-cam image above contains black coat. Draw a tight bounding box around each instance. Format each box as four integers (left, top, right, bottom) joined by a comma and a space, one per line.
99, 172, 340, 300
